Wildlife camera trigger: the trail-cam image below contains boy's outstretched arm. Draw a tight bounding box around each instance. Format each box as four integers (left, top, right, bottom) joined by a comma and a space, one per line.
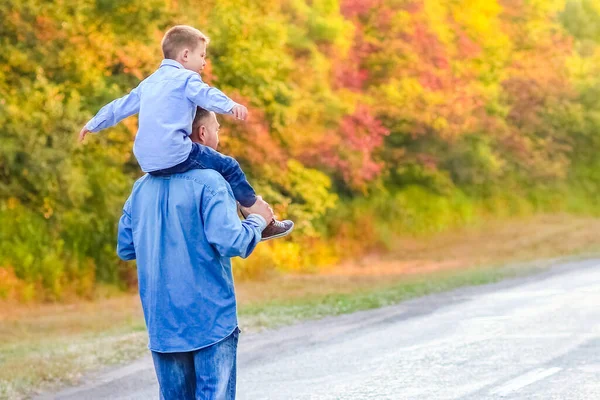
79, 86, 141, 142
185, 74, 247, 120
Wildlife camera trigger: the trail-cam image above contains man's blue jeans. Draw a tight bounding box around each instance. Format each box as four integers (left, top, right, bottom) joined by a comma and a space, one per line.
149, 143, 257, 208
151, 328, 240, 400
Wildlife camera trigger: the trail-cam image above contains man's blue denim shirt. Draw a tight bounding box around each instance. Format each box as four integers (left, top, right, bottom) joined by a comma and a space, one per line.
85, 59, 235, 173
117, 169, 266, 353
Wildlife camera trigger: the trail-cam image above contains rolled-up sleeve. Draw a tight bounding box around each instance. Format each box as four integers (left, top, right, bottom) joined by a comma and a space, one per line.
117, 197, 136, 261
202, 188, 265, 258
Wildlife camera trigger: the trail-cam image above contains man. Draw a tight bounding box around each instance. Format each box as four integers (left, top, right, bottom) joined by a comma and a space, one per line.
117, 107, 274, 399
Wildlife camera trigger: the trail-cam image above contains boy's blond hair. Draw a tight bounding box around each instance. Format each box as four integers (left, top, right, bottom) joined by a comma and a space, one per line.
161, 25, 210, 59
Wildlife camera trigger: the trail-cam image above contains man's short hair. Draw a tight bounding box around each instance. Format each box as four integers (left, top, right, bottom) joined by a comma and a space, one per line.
161, 25, 209, 59
192, 107, 212, 130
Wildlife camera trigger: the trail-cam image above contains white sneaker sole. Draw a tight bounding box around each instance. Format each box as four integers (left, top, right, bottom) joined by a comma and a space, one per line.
261, 221, 295, 242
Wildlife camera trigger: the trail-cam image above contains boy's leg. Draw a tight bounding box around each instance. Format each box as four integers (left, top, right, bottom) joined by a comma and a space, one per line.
151, 350, 196, 400
238, 204, 295, 241
190, 143, 258, 207
147, 146, 199, 177
193, 327, 240, 400
189, 143, 294, 241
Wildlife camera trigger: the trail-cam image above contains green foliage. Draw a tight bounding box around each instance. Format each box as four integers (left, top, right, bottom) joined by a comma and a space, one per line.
561, 0, 600, 43
2, 0, 600, 298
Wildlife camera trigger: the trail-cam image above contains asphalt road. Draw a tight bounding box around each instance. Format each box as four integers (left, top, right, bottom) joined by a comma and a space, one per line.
40, 259, 600, 399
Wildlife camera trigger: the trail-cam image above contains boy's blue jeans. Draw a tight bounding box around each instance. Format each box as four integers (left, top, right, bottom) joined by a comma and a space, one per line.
149, 143, 257, 207
151, 327, 240, 400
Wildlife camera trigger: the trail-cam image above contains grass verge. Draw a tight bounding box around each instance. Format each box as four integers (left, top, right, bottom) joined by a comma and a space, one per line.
1, 214, 600, 399
238, 262, 547, 330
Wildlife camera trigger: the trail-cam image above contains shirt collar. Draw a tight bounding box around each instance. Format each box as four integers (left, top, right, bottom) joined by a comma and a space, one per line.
160, 59, 185, 69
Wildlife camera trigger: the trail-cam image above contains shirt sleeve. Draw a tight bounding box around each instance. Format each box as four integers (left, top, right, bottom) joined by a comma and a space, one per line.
117, 197, 136, 261
85, 85, 141, 132
184, 74, 236, 114
202, 188, 266, 259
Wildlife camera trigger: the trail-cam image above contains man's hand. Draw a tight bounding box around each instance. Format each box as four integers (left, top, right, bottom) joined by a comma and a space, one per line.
231, 104, 248, 121
242, 196, 274, 224
78, 127, 91, 143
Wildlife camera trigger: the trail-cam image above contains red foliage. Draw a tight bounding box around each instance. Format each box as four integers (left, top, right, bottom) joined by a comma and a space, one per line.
217, 93, 286, 169
340, 0, 381, 19
335, 64, 369, 90
318, 105, 390, 188
333, 29, 370, 90
456, 31, 481, 59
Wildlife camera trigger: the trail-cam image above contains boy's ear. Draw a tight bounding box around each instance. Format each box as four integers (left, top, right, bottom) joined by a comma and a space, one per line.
181, 48, 189, 61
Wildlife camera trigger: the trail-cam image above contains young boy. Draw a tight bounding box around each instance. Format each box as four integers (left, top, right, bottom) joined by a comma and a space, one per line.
79, 25, 293, 241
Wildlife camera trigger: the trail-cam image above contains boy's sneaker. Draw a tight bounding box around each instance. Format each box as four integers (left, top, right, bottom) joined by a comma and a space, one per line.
260, 219, 294, 241
238, 205, 294, 241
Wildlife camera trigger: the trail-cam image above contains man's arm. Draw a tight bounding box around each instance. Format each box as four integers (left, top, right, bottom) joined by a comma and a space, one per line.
117, 198, 136, 261
80, 86, 141, 141
202, 188, 267, 259
184, 74, 239, 115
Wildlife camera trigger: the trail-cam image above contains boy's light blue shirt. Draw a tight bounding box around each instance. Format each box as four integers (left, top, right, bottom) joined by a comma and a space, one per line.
85, 59, 236, 172
117, 169, 266, 353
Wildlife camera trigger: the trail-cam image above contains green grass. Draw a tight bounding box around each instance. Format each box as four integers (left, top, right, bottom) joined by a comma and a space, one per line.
0, 331, 148, 400
0, 267, 521, 400
3, 215, 600, 399
0, 297, 148, 400
238, 262, 543, 330
0, 263, 586, 400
